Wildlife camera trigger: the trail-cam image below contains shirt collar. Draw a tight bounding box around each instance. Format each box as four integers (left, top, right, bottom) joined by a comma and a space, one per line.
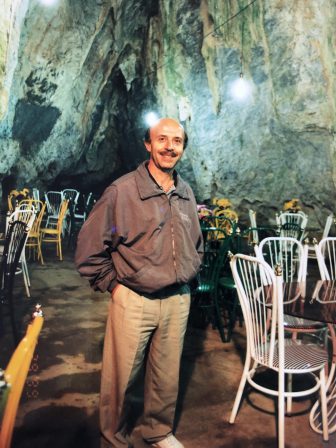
135, 161, 189, 200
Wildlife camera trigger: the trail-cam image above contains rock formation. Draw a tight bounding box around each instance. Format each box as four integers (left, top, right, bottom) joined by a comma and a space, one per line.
0, 0, 335, 226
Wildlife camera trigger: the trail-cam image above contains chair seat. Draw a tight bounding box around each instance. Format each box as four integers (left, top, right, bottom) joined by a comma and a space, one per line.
283, 314, 326, 330
41, 228, 58, 235
261, 340, 328, 372
219, 276, 236, 289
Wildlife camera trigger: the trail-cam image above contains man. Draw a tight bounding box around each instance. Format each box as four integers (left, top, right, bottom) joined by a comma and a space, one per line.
75, 117, 203, 448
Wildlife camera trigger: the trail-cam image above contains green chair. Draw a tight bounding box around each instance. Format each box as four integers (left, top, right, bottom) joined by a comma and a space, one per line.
191, 220, 237, 342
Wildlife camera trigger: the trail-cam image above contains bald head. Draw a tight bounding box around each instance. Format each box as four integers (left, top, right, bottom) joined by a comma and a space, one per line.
144, 118, 188, 149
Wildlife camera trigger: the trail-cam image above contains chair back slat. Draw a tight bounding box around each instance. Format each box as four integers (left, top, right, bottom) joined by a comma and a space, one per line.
231, 254, 277, 367
256, 237, 307, 284
44, 191, 63, 216
315, 237, 336, 281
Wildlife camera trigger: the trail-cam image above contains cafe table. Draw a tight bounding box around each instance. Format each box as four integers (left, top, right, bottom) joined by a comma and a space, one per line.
281, 279, 336, 435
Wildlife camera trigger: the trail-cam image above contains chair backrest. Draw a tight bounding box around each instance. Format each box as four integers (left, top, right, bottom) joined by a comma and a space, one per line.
62, 189, 80, 205
44, 191, 63, 216
315, 237, 336, 281
0, 311, 43, 448
279, 221, 305, 241
197, 226, 234, 294
256, 237, 308, 283
213, 212, 238, 236
0, 221, 29, 293
30, 202, 46, 235
56, 199, 69, 232
230, 253, 281, 368
276, 212, 308, 228
248, 209, 258, 244
7, 207, 36, 234
32, 188, 40, 203
19, 198, 43, 214
322, 214, 335, 239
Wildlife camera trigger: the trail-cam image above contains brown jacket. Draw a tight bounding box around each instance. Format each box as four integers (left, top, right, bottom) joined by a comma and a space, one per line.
75, 162, 203, 294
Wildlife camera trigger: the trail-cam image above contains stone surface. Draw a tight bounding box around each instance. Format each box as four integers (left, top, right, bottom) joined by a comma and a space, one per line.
0, 0, 335, 225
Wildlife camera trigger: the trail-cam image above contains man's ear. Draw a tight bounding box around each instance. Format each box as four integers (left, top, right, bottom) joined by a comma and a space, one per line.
144, 141, 152, 153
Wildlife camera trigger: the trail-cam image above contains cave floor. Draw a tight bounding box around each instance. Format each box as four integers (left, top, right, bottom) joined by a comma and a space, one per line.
1, 247, 335, 448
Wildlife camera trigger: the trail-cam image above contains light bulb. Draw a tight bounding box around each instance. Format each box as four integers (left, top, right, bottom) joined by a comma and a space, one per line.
144, 112, 159, 127
38, 0, 59, 6
230, 75, 252, 101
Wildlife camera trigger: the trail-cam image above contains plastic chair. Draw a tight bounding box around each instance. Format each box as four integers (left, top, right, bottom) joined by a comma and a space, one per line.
0, 306, 43, 448
229, 253, 329, 447
40, 200, 69, 262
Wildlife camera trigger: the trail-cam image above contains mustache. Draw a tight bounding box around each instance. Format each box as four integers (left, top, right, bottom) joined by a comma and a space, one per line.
160, 149, 177, 156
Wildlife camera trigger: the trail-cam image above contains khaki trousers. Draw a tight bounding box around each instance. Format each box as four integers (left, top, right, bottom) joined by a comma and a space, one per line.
100, 284, 190, 446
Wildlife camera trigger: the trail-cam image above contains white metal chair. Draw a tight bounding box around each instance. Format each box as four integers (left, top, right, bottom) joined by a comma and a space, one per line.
255, 237, 307, 282
62, 189, 80, 207
44, 191, 63, 228
61, 189, 80, 236
308, 214, 335, 260
255, 237, 325, 332
229, 253, 329, 448
248, 209, 259, 244
5, 206, 36, 297
276, 212, 308, 242
255, 237, 328, 413
315, 237, 336, 281
74, 192, 93, 223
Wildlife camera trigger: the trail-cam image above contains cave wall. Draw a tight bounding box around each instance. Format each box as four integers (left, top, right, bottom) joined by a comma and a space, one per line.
0, 0, 335, 225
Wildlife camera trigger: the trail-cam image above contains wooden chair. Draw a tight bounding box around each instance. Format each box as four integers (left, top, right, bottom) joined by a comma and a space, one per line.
0, 306, 43, 448
40, 200, 69, 262
26, 202, 47, 264
229, 253, 329, 448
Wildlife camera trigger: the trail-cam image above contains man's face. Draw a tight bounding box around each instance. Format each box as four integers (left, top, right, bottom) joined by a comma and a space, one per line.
144, 119, 185, 172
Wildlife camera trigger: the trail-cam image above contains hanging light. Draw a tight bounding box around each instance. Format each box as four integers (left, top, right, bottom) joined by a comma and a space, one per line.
38, 0, 59, 6
230, 15, 253, 102
230, 72, 252, 101
144, 112, 159, 127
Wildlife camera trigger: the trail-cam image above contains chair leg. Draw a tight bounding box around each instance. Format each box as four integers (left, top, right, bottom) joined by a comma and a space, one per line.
229, 352, 251, 423
213, 291, 226, 342
286, 373, 293, 414
320, 368, 329, 442
278, 370, 285, 448
59, 239, 63, 261
20, 259, 30, 298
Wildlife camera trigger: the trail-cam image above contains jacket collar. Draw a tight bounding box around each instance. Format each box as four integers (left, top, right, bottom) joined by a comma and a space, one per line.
135, 161, 190, 200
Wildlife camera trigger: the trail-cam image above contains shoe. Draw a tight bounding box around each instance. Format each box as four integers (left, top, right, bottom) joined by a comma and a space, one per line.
150, 434, 184, 448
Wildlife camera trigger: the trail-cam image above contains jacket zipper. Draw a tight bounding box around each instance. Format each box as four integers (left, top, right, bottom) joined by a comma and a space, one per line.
169, 198, 178, 281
